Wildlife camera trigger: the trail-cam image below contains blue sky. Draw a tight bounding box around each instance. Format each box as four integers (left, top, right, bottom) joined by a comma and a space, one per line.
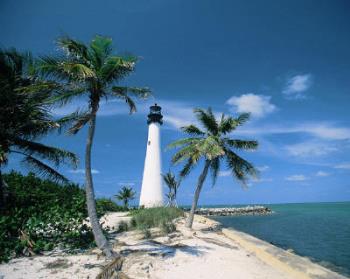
1, 0, 350, 205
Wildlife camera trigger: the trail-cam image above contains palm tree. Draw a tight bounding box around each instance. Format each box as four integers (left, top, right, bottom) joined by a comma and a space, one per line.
162, 171, 180, 207
115, 186, 136, 209
168, 108, 258, 228
38, 35, 150, 257
0, 48, 78, 209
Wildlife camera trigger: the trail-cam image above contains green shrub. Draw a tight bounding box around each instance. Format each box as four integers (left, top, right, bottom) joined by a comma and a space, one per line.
142, 228, 152, 239
0, 171, 95, 263
130, 207, 183, 231
117, 221, 129, 233
96, 198, 125, 216
160, 220, 176, 234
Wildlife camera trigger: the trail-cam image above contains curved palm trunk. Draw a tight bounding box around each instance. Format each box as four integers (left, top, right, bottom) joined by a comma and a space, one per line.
185, 160, 211, 228
85, 112, 115, 258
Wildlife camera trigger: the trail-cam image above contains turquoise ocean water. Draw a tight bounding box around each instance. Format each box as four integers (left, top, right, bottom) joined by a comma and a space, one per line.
209, 202, 350, 277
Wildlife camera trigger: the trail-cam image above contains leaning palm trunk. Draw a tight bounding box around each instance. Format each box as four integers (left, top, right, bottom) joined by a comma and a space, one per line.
186, 160, 211, 228
85, 111, 115, 258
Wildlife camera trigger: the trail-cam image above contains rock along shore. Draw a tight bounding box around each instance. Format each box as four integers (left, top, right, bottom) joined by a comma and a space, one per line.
192, 205, 273, 216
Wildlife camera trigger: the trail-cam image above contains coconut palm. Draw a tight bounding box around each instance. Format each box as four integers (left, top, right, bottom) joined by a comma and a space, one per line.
38, 35, 150, 257
0, 48, 78, 209
162, 171, 180, 207
115, 186, 136, 209
168, 108, 258, 228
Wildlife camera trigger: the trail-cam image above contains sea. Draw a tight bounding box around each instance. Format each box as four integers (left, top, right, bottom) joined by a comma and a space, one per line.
208, 202, 350, 277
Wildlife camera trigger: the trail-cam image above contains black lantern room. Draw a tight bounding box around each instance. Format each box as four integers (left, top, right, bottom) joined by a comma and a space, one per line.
147, 103, 163, 125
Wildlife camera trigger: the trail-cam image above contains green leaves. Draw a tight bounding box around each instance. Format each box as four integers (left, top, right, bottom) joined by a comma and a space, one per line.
0, 48, 78, 184
0, 172, 95, 262
38, 35, 151, 132
111, 86, 151, 114
224, 139, 258, 150
168, 107, 258, 186
194, 108, 218, 135
181, 125, 205, 136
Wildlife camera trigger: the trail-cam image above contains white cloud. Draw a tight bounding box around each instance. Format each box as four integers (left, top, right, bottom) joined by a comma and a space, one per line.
285, 174, 308, 181
252, 177, 273, 183
235, 122, 350, 141
285, 141, 338, 157
282, 74, 312, 99
219, 170, 231, 177
334, 163, 350, 170
257, 165, 270, 172
226, 93, 276, 118
315, 171, 331, 177
69, 169, 100, 174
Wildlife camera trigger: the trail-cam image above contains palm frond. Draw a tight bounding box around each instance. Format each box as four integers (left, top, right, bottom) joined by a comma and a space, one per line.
23, 155, 69, 184
90, 35, 113, 68
57, 36, 89, 61
194, 108, 218, 135
61, 62, 96, 79
13, 138, 78, 167
166, 137, 201, 150
171, 144, 199, 164
101, 55, 137, 82
111, 86, 151, 114
180, 158, 195, 178
234, 113, 251, 127
224, 139, 258, 150
197, 136, 225, 160
38, 56, 70, 80
218, 114, 236, 134
47, 87, 86, 106
181, 125, 205, 136
67, 111, 92, 134
210, 158, 220, 186
225, 149, 258, 185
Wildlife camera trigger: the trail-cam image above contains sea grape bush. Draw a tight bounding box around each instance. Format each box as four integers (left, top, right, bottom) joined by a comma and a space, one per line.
0, 172, 123, 262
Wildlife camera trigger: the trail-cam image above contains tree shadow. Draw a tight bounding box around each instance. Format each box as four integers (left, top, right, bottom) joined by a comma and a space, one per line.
119, 239, 211, 258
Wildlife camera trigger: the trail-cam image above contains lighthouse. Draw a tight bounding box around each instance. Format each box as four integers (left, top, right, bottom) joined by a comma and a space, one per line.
139, 104, 164, 207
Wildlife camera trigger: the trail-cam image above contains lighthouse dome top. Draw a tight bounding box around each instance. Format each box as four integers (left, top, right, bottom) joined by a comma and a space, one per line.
147, 103, 163, 125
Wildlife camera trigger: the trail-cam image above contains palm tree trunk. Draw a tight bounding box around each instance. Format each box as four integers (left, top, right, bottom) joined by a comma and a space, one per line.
85, 111, 115, 258
185, 160, 211, 228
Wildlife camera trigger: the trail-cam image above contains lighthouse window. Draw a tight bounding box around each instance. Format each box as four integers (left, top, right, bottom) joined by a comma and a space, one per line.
148, 140, 151, 145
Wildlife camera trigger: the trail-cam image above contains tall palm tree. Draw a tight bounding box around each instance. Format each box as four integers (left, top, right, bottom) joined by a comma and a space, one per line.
0, 48, 78, 209
39, 35, 150, 257
115, 186, 136, 209
162, 171, 180, 207
168, 108, 258, 228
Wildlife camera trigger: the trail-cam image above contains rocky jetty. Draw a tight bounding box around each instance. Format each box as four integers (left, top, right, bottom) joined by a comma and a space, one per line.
194, 206, 272, 216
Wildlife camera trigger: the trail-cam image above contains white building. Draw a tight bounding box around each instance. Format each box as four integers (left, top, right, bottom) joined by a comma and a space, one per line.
139, 104, 164, 207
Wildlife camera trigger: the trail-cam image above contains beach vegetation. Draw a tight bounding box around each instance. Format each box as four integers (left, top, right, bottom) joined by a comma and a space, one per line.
96, 198, 126, 215
130, 207, 183, 232
0, 48, 78, 209
168, 108, 258, 228
38, 35, 151, 258
117, 221, 129, 233
0, 172, 95, 263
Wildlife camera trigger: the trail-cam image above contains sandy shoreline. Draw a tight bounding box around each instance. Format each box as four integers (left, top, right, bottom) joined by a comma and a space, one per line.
0, 212, 347, 279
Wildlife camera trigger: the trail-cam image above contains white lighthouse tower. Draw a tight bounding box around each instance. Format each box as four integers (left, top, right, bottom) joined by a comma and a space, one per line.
139, 104, 164, 207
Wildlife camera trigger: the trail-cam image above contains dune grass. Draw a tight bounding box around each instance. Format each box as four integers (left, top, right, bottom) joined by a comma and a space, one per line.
130, 207, 184, 234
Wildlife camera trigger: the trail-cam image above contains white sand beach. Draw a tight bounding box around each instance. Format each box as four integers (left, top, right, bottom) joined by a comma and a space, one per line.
0, 213, 346, 279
